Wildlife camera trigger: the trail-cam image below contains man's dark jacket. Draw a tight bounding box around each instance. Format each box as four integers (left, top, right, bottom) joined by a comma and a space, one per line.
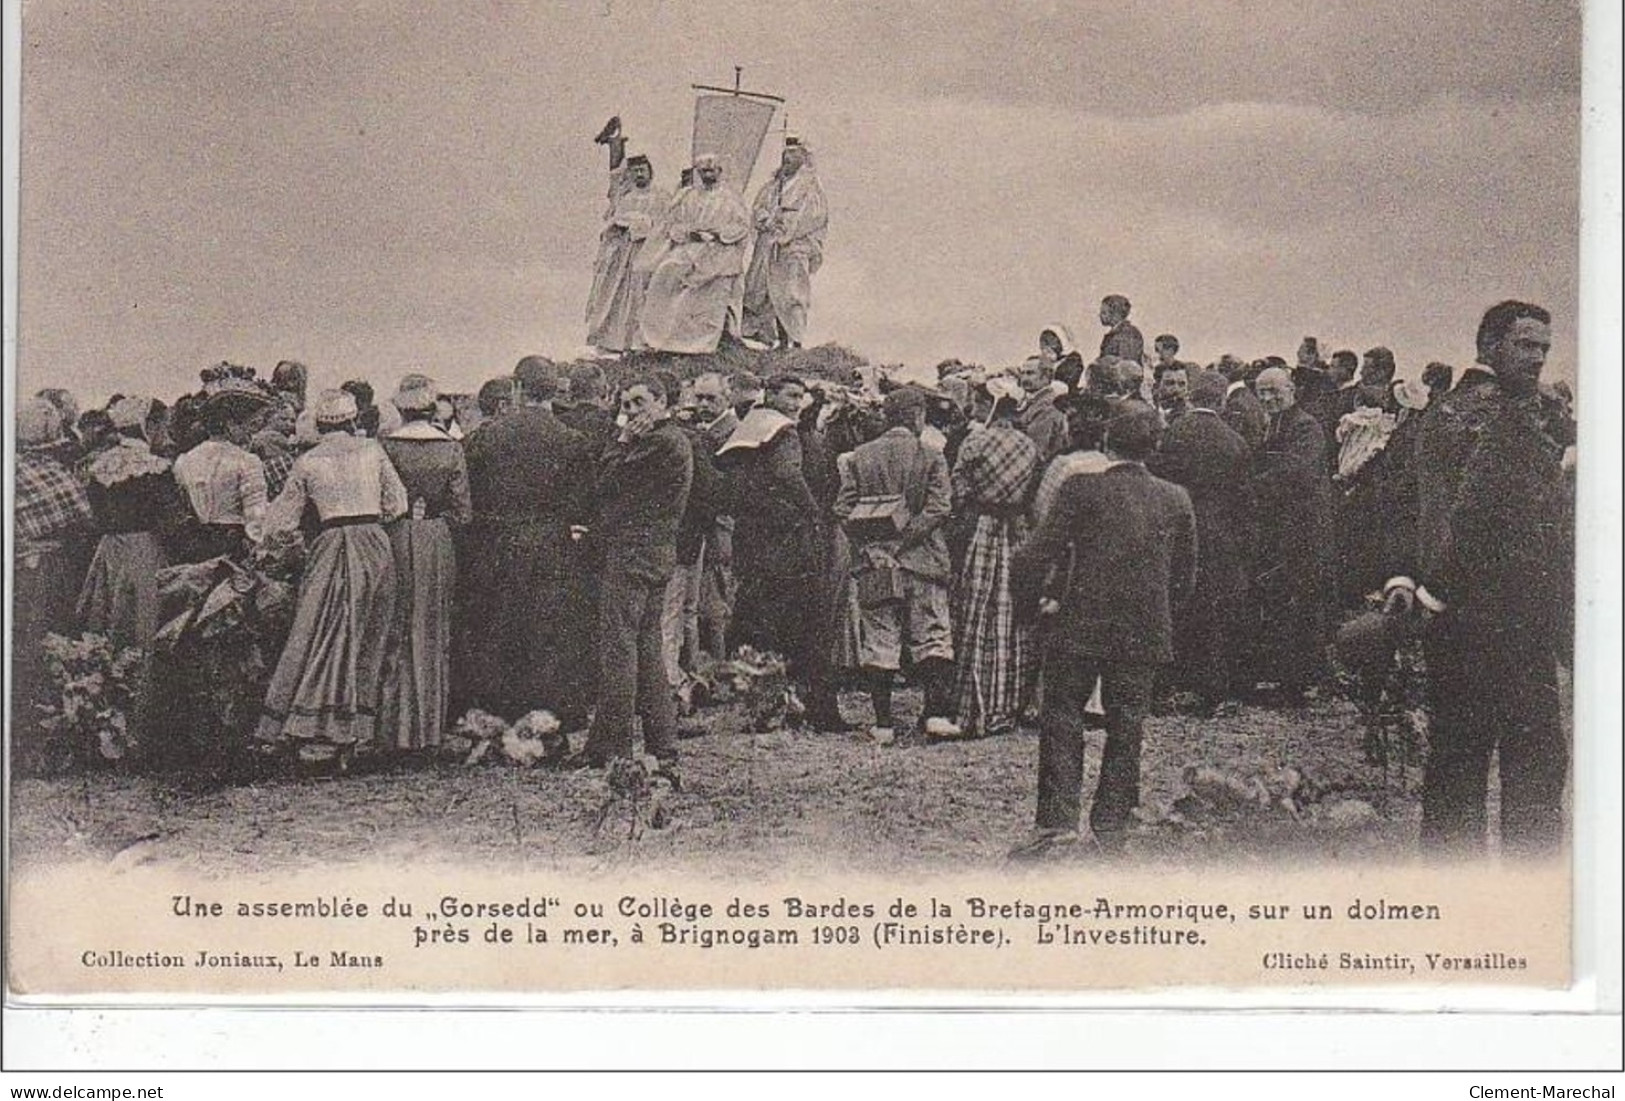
1247, 402, 1332, 682
457, 405, 594, 718
1397, 369, 1572, 653
1012, 462, 1197, 665
1100, 321, 1145, 364
593, 420, 694, 584
1252, 403, 1332, 565
1148, 408, 1254, 608
464, 406, 590, 521
675, 412, 734, 565
719, 418, 822, 581
555, 401, 617, 453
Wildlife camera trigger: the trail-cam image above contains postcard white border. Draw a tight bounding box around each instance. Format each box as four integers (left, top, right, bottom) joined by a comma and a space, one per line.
2, 0, 1618, 1072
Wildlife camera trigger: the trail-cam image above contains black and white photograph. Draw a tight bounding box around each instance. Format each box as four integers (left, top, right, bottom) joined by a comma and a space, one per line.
3, 0, 1618, 1071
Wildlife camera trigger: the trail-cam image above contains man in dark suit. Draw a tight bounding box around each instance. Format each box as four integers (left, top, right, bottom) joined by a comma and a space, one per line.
1009, 402, 1197, 857
579, 376, 693, 775
1307, 348, 1360, 441
459, 358, 594, 726
1098, 294, 1145, 364
1250, 366, 1333, 700
718, 374, 840, 727
686, 371, 739, 663
1219, 356, 1268, 453
1384, 301, 1572, 858
1149, 370, 1254, 712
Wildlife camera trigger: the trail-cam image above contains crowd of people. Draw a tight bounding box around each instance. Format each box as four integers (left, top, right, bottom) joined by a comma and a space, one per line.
12, 296, 1576, 860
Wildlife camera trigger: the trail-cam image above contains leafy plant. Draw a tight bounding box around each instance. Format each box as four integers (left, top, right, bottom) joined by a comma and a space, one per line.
149, 532, 305, 764
32, 632, 147, 773
686, 646, 799, 732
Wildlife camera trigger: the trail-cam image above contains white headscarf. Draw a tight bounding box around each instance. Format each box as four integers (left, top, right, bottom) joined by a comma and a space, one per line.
1041, 323, 1076, 357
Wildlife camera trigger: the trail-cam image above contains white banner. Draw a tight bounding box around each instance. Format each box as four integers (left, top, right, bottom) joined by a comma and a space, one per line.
692, 94, 777, 195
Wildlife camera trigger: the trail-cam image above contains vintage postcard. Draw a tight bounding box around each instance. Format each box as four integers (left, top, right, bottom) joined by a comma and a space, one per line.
3, 0, 1612, 1022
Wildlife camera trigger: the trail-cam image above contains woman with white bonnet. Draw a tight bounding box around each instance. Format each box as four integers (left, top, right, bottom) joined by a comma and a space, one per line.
1038, 323, 1086, 393
378, 374, 472, 755
256, 389, 407, 770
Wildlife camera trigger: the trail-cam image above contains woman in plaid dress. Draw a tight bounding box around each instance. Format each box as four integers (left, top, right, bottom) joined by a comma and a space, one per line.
14, 398, 95, 757
950, 379, 1042, 736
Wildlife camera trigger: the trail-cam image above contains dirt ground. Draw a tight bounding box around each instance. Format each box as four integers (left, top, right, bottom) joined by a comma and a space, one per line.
9, 687, 1429, 878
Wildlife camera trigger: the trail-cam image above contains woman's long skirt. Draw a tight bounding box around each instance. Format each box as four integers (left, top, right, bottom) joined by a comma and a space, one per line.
951, 514, 1035, 735
256, 525, 396, 761
77, 530, 166, 745
379, 517, 455, 751
77, 532, 164, 648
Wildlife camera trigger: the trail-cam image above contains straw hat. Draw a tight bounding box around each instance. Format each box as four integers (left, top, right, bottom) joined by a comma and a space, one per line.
200, 365, 273, 421
313, 389, 359, 426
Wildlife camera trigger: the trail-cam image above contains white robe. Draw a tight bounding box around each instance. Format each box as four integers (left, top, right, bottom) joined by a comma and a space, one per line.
638, 183, 751, 355
741, 167, 828, 346
584, 167, 673, 353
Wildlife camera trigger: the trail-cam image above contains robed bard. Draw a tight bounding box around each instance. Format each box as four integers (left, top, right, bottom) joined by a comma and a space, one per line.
585, 160, 672, 353
741, 144, 828, 349
638, 157, 752, 355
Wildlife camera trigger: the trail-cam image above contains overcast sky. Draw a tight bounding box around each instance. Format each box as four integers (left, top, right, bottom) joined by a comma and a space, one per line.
16, 0, 1584, 403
